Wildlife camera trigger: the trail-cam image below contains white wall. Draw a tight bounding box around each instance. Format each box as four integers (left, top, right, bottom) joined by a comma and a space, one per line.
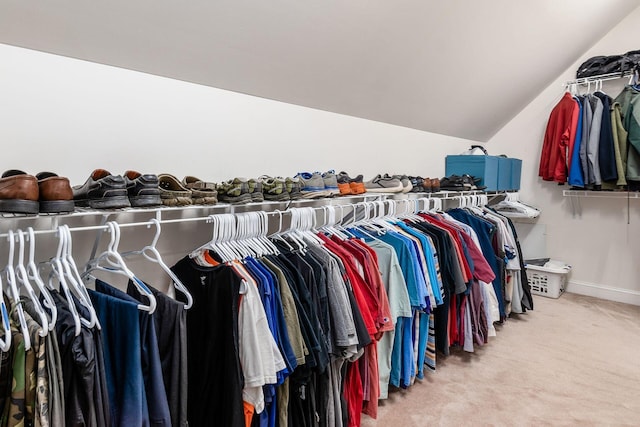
0, 43, 481, 291
0, 43, 477, 184
488, 6, 640, 305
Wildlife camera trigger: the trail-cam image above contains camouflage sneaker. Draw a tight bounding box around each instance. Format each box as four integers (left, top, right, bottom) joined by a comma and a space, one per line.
261, 176, 290, 201
217, 178, 252, 204
285, 177, 303, 200
248, 178, 264, 203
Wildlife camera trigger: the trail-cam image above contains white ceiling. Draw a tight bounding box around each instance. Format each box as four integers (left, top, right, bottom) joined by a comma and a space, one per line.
1, 0, 638, 141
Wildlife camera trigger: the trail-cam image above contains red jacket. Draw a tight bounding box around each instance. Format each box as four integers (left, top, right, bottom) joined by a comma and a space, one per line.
539, 92, 580, 182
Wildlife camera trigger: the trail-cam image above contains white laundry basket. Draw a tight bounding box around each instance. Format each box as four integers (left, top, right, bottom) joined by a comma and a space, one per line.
525, 260, 572, 299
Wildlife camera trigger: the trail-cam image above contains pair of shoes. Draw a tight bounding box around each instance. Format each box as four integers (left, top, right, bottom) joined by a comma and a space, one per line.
337, 172, 367, 195
0, 170, 74, 214
159, 174, 219, 206
388, 174, 413, 193
295, 171, 339, 199
217, 178, 254, 205
74, 169, 162, 209
261, 176, 290, 202
261, 176, 305, 201
439, 174, 486, 191
183, 176, 219, 205
364, 174, 405, 193
409, 176, 425, 193
409, 177, 440, 193
430, 178, 441, 192
286, 177, 303, 200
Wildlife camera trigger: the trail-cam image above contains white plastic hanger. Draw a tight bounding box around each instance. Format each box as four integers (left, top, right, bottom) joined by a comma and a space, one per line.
4, 230, 32, 350
0, 273, 11, 351
255, 212, 275, 255
120, 219, 193, 309
321, 206, 346, 240
25, 227, 57, 331
46, 227, 83, 336
60, 225, 100, 329
83, 222, 157, 314
269, 210, 298, 252
14, 230, 49, 337
256, 211, 280, 256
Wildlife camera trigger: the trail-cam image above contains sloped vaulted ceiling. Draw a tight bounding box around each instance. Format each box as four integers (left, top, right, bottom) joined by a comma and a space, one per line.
1, 0, 639, 141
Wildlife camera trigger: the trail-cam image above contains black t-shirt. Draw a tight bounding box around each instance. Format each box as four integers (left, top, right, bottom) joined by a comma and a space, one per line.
171, 257, 244, 427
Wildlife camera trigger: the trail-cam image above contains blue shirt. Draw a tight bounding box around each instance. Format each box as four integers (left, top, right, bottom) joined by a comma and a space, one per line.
568, 96, 585, 187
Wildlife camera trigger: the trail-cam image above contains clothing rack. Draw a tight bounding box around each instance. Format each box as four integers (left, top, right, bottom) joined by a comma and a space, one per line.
563, 71, 635, 87
0, 190, 511, 239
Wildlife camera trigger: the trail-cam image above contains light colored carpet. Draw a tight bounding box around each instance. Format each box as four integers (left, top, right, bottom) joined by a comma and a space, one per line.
361, 293, 640, 427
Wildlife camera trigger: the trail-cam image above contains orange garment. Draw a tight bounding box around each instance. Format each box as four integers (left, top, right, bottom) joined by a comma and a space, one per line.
203, 250, 221, 266
243, 401, 254, 427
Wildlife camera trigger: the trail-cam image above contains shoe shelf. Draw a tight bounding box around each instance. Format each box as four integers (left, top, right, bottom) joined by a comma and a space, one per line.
0, 190, 515, 236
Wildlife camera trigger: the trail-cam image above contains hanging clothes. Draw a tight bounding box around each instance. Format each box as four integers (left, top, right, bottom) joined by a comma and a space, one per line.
127, 282, 188, 427
614, 86, 640, 183
539, 92, 580, 182
49, 290, 111, 427
171, 259, 246, 427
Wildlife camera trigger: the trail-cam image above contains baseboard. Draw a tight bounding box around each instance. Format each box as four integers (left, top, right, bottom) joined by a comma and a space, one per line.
566, 280, 640, 306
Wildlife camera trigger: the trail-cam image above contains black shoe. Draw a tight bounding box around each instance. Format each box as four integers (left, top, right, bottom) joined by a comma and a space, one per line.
409, 176, 425, 193
461, 174, 486, 190
123, 171, 162, 207
73, 169, 131, 209
439, 175, 468, 191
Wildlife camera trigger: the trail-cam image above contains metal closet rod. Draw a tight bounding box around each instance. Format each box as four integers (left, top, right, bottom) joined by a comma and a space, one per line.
0, 205, 355, 239
564, 71, 635, 87
0, 211, 277, 239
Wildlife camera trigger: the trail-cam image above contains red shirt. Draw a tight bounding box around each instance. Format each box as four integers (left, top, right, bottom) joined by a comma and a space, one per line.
539, 92, 580, 183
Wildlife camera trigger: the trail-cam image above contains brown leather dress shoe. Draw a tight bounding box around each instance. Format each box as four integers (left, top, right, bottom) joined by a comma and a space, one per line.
0, 170, 39, 214
36, 172, 75, 213
431, 178, 441, 192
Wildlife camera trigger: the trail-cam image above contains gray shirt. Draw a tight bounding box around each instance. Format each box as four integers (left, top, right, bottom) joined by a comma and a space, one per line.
579, 95, 592, 184
587, 94, 604, 185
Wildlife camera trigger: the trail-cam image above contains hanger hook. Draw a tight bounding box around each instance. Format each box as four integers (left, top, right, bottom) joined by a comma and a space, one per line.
148, 218, 162, 248
17, 229, 26, 266
7, 230, 15, 266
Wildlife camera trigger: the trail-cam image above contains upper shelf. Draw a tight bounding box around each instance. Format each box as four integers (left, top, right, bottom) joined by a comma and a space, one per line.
563, 190, 640, 199
0, 190, 514, 232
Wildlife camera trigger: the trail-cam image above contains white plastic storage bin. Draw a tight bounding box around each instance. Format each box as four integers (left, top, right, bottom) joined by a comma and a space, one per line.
526, 260, 572, 299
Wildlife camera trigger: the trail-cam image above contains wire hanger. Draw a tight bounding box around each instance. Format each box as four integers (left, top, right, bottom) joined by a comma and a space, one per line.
83, 221, 157, 314
4, 230, 32, 350
14, 230, 49, 337
120, 219, 193, 309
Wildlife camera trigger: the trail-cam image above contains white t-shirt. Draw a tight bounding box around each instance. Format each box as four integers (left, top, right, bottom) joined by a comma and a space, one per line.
233, 263, 286, 414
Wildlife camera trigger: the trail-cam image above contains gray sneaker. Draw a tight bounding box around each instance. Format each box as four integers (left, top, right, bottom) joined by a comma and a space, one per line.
322, 170, 340, 197
388, 174, 413, 193
295, 172, 331, 199
365, 174, 404, 193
